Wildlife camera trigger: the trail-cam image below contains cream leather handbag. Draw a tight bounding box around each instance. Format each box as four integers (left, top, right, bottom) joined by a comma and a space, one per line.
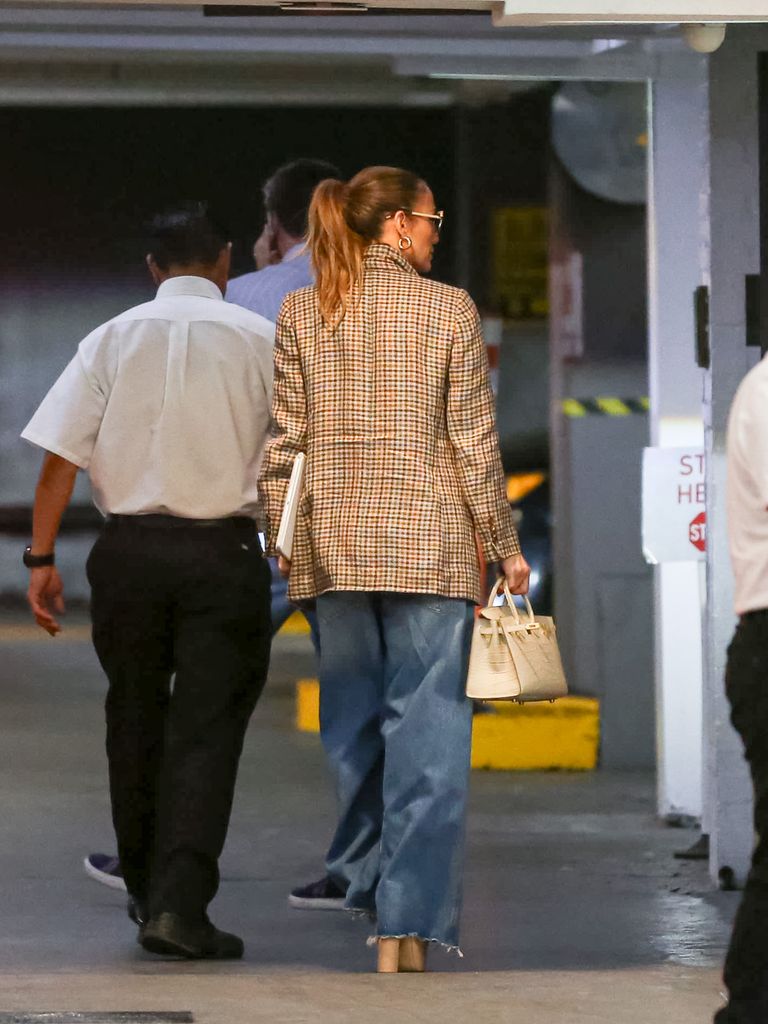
466, 579, 568, 703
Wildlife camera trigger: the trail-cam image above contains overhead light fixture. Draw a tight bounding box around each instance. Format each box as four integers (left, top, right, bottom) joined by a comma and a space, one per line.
683, 23, 727, 52
428, 71, 548, 80
278, 2, 368, 9
591, 39, 627, 54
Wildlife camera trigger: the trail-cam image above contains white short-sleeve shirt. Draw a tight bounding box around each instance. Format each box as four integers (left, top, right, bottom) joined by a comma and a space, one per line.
727, 353, 768, 614
21, 275, 275, 520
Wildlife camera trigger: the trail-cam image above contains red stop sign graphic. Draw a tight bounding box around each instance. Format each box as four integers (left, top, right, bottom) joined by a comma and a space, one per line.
689, 511, 706, 552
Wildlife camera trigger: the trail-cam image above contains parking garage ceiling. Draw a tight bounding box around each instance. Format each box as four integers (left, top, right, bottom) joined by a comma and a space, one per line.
1, 1, 766, 19
0, 4, 713, 105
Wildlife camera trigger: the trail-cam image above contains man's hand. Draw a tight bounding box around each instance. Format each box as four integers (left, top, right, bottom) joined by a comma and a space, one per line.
27, 451, 78, 636
501, 553, 531, 595
28, 566, 65, 636
253, 224, 281, 271
277, 555, 291, 578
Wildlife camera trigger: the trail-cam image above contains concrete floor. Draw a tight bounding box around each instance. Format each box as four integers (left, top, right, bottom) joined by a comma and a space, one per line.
0, 612, 736, 1022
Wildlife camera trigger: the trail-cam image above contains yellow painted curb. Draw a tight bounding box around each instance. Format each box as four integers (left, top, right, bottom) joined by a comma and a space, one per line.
0, 623, 92, 643
471, 697, 599, 771
1, 610, 311, 641
279, 610, 311, 635
296, 678, 321, 733
296, 679, 599, 771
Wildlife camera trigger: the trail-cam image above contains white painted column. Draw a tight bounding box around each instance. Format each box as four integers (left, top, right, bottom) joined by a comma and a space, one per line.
647, 58, 707, 821
704, 28, 767, 884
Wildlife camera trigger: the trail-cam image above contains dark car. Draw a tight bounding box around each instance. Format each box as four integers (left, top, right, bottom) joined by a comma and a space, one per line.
488, 471, 552, 615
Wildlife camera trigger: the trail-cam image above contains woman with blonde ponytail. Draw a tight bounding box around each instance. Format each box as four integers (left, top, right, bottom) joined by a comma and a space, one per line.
260, 165, 529, 972
306, 178, 364, 324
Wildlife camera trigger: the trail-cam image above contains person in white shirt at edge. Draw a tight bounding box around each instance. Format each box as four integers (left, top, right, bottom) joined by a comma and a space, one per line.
717, 356, 768, 1022
84, 161, 351, 914
21, 205, 274, 961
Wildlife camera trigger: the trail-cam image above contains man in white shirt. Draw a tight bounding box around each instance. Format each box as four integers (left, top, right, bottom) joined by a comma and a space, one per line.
719, 358, 768, 1021
85, 161, 350, 914
21, 204, 275, 960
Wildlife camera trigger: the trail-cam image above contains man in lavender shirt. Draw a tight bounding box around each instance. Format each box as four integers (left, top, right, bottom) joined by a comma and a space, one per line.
228, 160, 339, 641
227, 159, 338, 322
85, 160, 349, 912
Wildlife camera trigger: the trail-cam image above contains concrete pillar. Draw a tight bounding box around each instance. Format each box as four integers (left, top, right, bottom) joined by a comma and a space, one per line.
549, 155, 654, 769
647, 59, 707, 821
704, 27, 767, 884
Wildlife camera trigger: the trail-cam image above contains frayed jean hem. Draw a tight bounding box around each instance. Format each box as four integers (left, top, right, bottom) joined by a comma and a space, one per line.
347, 905, 376, 921
366, 933, 464, 958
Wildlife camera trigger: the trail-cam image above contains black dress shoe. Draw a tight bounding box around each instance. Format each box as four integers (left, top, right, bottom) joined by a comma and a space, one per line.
127, 896, 147, 927
140, 912, 244, 960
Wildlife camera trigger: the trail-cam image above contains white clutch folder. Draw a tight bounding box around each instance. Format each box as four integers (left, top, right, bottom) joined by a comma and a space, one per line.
275, 452, 306, 561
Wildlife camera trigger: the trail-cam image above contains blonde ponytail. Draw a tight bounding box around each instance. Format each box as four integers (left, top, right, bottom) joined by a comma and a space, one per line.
308, 179, 365, 326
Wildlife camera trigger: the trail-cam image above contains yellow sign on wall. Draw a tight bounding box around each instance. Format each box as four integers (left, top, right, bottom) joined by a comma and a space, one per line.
491, 206, 549, 321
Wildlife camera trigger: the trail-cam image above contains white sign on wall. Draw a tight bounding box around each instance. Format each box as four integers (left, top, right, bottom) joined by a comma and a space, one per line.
550, 250, 584, 361
642, 447, 706, 564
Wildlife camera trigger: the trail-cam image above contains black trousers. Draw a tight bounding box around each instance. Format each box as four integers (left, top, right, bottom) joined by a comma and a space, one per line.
87, 517, 271, 922
715, 612, 768, 1024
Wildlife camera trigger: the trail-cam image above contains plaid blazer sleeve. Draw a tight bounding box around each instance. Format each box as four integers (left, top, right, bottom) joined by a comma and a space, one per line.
258, 294, 307, 556
446, 290, 521, 563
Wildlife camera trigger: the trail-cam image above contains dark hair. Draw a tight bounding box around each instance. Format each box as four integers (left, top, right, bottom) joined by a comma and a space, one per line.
146, 202, 229, 270
264, 159, 342, 239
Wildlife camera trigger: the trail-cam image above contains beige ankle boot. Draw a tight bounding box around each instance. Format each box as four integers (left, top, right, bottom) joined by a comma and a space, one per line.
398, 937, 427, 973
377, 937, 401, 973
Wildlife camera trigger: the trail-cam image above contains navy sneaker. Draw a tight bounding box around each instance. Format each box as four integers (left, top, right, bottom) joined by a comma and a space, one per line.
84, 853, 126, 892
288, 875, 347, 911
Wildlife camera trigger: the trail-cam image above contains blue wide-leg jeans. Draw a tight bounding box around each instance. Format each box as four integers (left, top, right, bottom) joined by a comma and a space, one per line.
316, 591, 475, 952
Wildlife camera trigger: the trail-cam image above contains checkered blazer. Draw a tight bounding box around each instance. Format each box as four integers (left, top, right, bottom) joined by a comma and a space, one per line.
259, 242, 521, 603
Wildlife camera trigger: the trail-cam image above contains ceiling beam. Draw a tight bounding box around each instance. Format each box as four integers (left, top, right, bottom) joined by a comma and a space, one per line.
5, 0, 766, 15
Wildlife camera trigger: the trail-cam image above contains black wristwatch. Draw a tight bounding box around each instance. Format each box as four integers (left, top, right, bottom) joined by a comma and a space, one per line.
23, 545, 55, 568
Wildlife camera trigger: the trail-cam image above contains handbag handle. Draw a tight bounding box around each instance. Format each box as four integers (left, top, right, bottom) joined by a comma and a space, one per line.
487, 577, 536, 624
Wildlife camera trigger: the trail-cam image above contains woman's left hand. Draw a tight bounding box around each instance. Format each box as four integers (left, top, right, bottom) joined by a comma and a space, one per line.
278, 555, 292, 578
502, 553, 531, 595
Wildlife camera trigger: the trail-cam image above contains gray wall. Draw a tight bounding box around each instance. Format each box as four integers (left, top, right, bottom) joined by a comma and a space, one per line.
496, 321, 549, 471
549, 159, 654, 770
559, 413, 653, 768
1, 271, 150, 600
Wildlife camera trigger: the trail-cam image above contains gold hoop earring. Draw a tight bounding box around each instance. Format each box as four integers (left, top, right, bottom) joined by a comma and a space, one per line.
399, 236, 413, 251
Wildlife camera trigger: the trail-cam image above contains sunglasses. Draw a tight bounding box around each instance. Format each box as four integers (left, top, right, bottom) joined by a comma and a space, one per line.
386, 209, 445, 232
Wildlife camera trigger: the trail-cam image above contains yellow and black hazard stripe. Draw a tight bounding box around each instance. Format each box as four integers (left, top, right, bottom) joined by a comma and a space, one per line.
562, 397, 649, 418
